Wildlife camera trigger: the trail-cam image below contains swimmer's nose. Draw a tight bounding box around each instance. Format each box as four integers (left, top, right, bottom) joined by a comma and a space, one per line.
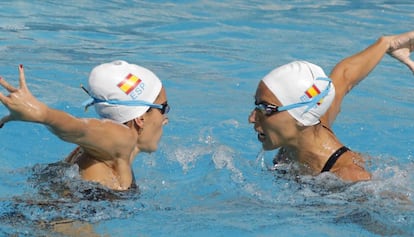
248, 109, 256, 123
163, 117, 169, 125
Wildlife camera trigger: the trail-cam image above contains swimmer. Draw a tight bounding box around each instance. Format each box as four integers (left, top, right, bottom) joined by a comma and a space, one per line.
249, 30, 414, 182
0, 60, 169, 190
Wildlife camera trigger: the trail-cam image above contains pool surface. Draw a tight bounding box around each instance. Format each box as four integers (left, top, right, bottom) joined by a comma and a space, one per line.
1, 1, 414, 236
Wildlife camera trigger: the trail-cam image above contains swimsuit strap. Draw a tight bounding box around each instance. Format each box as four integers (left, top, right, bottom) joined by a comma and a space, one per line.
321, 124, 334, 134
321, 146, 350, 173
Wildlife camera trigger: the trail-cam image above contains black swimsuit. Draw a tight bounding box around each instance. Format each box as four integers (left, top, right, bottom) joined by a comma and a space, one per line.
321, 146, 350, 173
274, 124, 351, 173
319, 124, 351, 173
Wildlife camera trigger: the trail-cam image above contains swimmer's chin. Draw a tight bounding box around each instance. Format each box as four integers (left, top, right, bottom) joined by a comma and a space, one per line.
257, 133, 280, 151
261, 140, 281, 151
262, 142, 277, 151
262, 145, 277, 151
141, 144, 159, 153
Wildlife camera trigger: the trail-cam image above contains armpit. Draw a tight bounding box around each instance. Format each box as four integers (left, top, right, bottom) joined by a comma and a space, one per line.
64, 146, 83, 164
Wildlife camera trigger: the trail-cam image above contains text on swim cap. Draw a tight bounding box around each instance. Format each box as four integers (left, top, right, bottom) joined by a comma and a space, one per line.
130, 82, 145, 100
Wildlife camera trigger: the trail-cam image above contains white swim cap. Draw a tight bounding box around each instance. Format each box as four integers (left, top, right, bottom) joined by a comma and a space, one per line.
86, 60, 162, 123
262, 61, 335, 126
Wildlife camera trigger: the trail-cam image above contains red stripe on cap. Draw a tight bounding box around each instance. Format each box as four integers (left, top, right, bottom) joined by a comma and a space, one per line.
117, 73, 142, 95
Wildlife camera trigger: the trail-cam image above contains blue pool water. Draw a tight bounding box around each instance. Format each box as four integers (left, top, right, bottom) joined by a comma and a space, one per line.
1, 1, 414, 236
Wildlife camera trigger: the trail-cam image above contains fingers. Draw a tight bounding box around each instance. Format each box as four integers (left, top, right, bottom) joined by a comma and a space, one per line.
0, 76, 18, 93
18, 64, 28, 90
390, 51, 414, 73
0, 64, 27, 93
0, 91, 8, 104
0, 91, 12, 128
405, 60, 414, 74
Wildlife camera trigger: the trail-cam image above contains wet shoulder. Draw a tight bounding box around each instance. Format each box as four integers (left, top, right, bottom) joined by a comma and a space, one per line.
330, 150, 371, 182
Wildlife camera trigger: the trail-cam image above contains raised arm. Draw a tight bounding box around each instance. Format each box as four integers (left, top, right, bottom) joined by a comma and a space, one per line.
321, 31, 414, 127
0, 65, 131, 158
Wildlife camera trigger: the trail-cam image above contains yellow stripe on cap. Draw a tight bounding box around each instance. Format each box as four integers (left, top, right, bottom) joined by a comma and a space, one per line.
117, 73, 142, 95
305, 85, 320, 98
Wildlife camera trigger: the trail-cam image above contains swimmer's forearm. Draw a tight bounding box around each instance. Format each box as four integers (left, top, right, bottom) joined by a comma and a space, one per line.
330, 36, 390, 94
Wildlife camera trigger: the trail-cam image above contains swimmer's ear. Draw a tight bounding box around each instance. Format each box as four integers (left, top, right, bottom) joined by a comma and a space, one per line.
133, 117, 145, 135
133, 117, 144, 127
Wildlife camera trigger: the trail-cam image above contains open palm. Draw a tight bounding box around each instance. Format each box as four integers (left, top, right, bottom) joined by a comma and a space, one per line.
0, 65, 48, 127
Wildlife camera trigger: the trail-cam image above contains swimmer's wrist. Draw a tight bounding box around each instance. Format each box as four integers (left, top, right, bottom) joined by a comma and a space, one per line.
40, 106, 59, 125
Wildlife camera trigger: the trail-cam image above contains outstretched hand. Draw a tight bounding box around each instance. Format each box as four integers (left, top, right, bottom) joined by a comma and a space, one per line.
388, 31, 414, 73
0, 65, 48, 128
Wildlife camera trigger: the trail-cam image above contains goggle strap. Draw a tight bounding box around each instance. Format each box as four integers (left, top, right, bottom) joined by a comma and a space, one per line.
80, 84, 163, 111
277, 101, 310, 111
104, 99, 162, 108
277, 77, 332, 113
302, 81, 331, 113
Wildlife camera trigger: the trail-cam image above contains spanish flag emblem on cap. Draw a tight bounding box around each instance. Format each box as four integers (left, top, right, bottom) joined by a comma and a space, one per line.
305, 84, 322, 105
117, 73, 142, 95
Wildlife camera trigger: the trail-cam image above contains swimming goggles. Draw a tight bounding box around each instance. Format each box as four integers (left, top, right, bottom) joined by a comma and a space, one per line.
255, 77, 332, 116
81, 85, 170, 115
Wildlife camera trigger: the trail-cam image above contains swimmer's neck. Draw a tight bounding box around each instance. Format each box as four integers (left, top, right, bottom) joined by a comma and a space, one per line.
282, 124, 344, 172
